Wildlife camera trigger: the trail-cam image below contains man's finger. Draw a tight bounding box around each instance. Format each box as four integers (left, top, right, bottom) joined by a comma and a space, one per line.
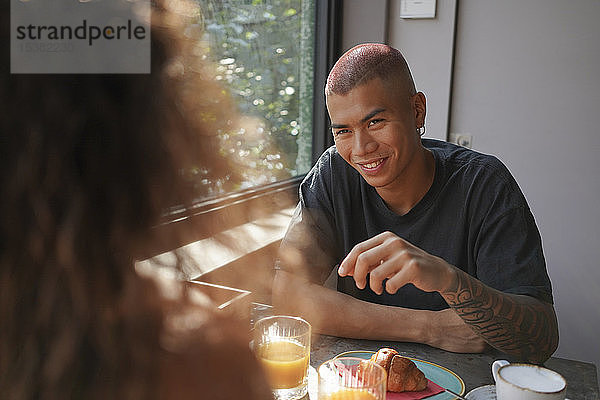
352, 247, 385, 289
385, 267, 410, 294
338, 233, 387, 276
368, 259, 395, 294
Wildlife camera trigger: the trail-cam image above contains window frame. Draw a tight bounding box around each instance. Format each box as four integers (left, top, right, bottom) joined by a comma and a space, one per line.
147, 0, 342, 257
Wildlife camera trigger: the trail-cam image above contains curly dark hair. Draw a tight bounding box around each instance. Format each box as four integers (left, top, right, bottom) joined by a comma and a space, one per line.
0, 1, 271, 399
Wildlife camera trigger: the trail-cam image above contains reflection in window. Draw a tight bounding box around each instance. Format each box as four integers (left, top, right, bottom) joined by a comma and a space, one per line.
195, 0, 315, 199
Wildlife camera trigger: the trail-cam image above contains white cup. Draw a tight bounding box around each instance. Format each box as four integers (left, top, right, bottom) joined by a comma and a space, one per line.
492, 360, 567, 400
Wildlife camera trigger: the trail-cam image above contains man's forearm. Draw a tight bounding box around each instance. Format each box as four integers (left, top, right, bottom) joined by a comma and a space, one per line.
273, 270, 489, 355
441, 268, 559, 363
272, 270, 427, 341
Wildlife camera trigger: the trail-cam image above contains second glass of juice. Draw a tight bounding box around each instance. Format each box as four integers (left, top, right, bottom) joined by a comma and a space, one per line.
254, 315, 311, 400
318, 357, 387, 400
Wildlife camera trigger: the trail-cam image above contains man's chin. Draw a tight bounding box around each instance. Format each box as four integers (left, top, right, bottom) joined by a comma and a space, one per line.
359, 174, 390, 189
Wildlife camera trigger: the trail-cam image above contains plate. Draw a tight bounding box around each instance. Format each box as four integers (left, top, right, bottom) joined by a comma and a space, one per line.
464, 384, 571, 400
465, 385, 495, 400
334, 350, 465, 400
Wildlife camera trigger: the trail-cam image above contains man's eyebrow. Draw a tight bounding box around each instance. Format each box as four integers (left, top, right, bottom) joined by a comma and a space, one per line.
330, 123, 347, 129
330, 108, 386, 130
361, 108, 386, 123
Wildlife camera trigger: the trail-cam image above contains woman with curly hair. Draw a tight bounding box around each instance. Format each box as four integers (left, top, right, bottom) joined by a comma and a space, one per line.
0, 0, 272, 398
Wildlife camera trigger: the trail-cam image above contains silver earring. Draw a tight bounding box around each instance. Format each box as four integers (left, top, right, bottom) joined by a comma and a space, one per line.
417, 126, 425, 136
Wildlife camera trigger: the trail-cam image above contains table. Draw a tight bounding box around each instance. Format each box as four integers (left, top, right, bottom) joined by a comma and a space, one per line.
306, 334, 599, 399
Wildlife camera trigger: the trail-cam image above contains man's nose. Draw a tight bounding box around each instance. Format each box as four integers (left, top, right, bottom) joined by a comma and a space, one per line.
353, 129, 378, 155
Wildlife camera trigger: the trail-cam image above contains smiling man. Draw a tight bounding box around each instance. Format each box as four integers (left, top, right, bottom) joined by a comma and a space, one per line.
273, 43, 559, 363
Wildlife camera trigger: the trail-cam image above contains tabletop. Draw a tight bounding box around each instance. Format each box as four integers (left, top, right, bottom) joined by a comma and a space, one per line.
306, 334, 599, 400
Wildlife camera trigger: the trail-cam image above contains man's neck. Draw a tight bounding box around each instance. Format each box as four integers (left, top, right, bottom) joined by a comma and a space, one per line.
376, 147, 435, 216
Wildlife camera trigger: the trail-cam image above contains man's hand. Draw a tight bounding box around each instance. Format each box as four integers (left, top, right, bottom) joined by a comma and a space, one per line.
336, 231, 559, 363
338, 231, 454, 294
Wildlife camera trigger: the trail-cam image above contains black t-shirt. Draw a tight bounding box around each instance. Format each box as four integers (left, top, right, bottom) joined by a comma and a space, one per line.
279, 139, 553, 310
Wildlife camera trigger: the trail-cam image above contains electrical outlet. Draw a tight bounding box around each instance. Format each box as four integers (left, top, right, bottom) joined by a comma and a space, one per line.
449, 133, 473, 148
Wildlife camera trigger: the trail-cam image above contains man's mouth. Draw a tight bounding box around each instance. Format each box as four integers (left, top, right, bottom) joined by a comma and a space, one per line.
357, 157, 386, 173
361, 159, 384, 169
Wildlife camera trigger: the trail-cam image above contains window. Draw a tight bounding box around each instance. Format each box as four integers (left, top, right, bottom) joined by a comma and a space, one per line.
152, 0, 340, 255
194, 0, 316, 198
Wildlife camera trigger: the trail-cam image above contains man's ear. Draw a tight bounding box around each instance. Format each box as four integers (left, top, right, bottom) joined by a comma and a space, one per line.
412, 92, 427, 128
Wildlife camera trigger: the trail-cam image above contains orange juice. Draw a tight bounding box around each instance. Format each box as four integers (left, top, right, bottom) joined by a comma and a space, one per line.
325, 388, 379, 400
257, 339, 309, 389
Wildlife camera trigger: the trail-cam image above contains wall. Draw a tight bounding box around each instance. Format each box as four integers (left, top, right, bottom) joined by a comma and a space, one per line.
344, 0, 600, 370
449, 0, 600, 369
340, 0, 388, 51
387, 0, 456, 141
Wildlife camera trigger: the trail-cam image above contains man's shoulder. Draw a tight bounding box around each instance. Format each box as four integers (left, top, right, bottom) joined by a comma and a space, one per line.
304, 146, 355, 182
423, 138, 511, 181
423, 138, 496, 163
316, 145, 346, 167
424, 139, 526, 212
299, 146, 355, 201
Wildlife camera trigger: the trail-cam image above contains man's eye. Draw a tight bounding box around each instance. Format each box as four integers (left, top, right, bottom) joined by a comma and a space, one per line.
368, 119, 384, 127
333, 129, 350, 135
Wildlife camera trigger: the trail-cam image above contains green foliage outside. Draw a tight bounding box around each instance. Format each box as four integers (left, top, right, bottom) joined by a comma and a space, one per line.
195, 0, 315, 197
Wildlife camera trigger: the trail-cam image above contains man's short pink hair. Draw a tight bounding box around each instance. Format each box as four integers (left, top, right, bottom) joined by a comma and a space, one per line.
325, 43, 416, 97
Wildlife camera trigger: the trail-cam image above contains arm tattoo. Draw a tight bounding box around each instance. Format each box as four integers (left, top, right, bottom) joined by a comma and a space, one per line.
442, 269, 558, 363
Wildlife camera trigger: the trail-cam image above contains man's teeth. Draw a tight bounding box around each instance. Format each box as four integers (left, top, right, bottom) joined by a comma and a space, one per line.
362, 159, 383, 169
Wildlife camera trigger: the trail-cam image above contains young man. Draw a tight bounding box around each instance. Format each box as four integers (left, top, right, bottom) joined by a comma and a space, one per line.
273, 43, 558, 363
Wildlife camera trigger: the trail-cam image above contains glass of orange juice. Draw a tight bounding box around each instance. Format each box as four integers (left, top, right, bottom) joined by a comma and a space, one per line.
318, 357, 387, 400
254, 315, 311, 400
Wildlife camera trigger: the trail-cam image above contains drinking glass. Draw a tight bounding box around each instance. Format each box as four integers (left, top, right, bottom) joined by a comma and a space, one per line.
318, 357, 387, 400
254, 315, 311, 400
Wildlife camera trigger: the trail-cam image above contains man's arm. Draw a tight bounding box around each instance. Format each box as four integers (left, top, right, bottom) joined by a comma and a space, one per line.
441, 267, 558, 364
341, 231, 559, 363
272, 269, 488, 353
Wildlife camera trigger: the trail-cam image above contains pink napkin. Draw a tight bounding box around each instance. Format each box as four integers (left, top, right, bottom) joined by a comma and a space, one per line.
333, 360, 445, 399
386, 379, 445, 400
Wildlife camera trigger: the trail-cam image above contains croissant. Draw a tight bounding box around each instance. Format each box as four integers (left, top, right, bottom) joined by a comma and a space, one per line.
369, 348, 428, 392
